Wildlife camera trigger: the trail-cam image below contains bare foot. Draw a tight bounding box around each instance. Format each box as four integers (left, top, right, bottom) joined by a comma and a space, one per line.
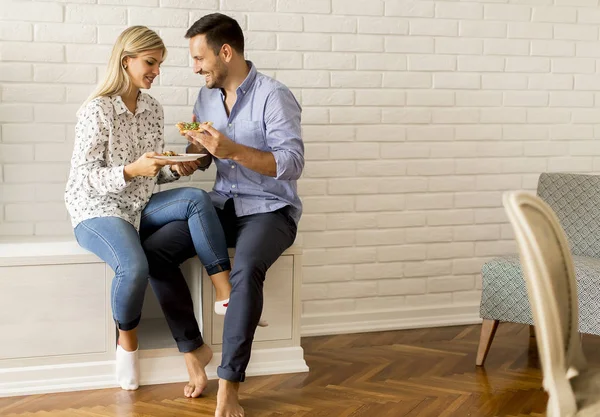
216, 379, 244, 417
183, 344, 213, 398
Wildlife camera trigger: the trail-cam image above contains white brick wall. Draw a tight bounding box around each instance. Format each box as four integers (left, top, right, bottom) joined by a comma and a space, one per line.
2, 0, 599, 334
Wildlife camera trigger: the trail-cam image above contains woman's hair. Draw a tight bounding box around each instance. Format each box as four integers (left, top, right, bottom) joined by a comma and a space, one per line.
84, 26, 167, 104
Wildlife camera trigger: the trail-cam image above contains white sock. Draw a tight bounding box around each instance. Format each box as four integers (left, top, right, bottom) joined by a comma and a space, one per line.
215, 298, 269, 327
214, 298, 229, 315
116, 344, 139, 390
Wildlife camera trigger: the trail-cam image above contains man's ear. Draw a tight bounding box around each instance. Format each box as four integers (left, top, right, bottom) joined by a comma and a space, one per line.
221, 44, 234, 63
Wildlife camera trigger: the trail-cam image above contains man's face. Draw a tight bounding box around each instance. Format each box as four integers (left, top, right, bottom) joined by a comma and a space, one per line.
189, 34, 228, 89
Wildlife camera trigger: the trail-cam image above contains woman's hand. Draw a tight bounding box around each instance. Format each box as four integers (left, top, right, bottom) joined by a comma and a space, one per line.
124, 152, 168, 180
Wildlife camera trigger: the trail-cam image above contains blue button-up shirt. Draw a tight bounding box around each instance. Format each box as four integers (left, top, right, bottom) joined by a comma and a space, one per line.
192, 61, 304, 224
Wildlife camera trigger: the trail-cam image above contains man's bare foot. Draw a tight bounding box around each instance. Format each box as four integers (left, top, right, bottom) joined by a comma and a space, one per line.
183, 344, 213, 398
216, 379, 244, 417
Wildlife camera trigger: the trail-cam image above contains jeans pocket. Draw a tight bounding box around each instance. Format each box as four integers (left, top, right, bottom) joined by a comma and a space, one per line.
278, 206, 297, 233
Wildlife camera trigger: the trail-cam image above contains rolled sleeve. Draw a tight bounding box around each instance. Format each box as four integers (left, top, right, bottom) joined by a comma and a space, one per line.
265, 88, 304, 181
72, 104, 128, 195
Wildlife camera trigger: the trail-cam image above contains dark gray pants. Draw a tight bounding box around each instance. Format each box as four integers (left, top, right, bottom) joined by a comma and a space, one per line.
143, 199, 297, 382
141, 222, 203, 353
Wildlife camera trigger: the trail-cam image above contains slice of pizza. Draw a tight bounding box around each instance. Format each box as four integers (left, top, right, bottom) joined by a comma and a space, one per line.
176, 121, 213, 134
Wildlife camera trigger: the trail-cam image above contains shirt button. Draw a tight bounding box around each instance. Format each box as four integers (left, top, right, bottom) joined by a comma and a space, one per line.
228, 123, 232, 127
231, 165, 235, 169
232, 184, 236, 188
234, 194, 238, 197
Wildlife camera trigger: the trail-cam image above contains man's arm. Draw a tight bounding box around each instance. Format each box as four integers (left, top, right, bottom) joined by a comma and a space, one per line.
231, 143, 277, 177
261, 87, 303, 180
186, 88, 303, 179
187, 126, 277, 175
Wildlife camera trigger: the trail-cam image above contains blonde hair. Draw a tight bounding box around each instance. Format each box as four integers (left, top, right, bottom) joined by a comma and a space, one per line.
85, 26, 166, 104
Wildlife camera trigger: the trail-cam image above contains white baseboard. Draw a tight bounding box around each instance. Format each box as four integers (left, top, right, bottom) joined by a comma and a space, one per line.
0, 347, 308, 398
300, 303, 482, 337
0, 304, 482, 397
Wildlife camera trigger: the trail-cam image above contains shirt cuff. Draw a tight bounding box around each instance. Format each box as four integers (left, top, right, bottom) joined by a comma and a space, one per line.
160, 165, 180, 182
273, 150, 299, 180
111, 166, 128, 192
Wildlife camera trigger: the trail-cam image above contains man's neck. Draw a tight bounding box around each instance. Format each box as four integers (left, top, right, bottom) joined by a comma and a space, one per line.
222, 59, 250, 99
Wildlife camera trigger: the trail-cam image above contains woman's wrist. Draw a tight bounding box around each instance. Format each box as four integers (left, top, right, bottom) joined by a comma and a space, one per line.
123, 163, 137, 181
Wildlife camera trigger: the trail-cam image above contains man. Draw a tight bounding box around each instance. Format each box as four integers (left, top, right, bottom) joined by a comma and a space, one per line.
152, 13, 304, 417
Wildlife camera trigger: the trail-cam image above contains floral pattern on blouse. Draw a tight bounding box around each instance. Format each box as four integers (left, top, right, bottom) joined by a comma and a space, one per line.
65, 93, 178, 230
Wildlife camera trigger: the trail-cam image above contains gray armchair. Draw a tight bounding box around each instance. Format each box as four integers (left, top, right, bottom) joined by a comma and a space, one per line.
477, 173, 600, 366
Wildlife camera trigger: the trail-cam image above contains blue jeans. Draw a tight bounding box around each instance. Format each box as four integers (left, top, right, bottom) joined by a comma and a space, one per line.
74, 187, 231, 331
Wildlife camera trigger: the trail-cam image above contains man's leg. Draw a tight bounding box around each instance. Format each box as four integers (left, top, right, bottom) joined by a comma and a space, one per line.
141, 221, 201, 352
141, 188, 231, 275
216, 207, 297, 416
141, 220, 212, 398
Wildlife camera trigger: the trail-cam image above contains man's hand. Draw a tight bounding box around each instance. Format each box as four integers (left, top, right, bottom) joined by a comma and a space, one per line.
171, 160, 201, 177
181, 114, 208, 155
186, 124, 239, 160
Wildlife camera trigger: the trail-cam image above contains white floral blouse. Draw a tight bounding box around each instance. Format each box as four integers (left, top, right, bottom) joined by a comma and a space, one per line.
65, 93, 179, 230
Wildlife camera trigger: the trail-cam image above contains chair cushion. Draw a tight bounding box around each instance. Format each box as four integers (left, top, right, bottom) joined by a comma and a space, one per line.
480, 254, 600, 335
571, 368, 600, 416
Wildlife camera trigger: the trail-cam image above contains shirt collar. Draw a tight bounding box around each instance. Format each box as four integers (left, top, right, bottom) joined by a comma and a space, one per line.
111, 92, 150, 116
220, 60, 257, 99
238, 61, 257, 95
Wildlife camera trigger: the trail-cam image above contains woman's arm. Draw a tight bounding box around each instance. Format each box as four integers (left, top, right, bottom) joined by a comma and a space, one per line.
71, 102, 129, 195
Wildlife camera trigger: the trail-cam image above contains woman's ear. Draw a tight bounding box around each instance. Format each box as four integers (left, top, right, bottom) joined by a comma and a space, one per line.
122, 57, 130, 69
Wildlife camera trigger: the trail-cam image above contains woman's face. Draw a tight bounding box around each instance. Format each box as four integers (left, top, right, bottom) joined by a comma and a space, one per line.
123, 49, 163, 90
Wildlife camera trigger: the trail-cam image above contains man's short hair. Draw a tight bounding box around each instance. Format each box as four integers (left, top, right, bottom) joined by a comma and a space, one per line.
185, 13, 244, 55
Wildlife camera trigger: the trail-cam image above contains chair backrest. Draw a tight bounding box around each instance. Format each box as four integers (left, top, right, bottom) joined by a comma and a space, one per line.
503, 191, 587, 417
537, 173, 600, 258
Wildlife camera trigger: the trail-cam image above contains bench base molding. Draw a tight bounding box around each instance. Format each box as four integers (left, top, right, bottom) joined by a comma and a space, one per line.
0, 346, 308, 397
0, 240, 307, 398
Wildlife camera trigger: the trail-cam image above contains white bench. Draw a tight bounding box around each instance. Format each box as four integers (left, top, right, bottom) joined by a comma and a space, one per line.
0, 239, 307, 397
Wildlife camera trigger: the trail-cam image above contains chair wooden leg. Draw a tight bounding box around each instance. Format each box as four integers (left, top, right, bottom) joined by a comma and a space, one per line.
476, 319, 499, 366
529, 325, 535, 338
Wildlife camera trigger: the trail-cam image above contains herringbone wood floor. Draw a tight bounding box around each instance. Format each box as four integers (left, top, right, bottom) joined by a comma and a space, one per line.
2, 323, 596, 417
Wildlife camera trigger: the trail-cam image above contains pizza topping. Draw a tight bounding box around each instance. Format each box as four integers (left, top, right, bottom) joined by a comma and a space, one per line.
176, 121, 213, 132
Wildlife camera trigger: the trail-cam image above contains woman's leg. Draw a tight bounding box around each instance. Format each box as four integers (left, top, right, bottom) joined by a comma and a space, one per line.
75, 216, 149, 333
74, 216, 149, 390
140, 188, 232, 301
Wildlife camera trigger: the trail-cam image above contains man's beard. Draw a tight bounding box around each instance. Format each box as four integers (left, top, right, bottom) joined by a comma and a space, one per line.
205, 63, 228, 89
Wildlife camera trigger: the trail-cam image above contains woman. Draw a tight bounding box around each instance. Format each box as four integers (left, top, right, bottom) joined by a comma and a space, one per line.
64, 26, 231, 393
